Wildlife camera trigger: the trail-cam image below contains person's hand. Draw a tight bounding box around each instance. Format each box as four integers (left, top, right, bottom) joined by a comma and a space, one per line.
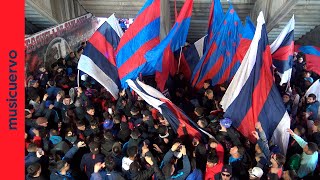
251, 131, 260, 140
153, 144, 162, 153
142, 142, 149, 155
77, 141, 86, 148
56, 93, 62, 101
43, 94, 48, 101
180, 145, 187, 155
145, 156, 153, 166
154, 124, 159, 129
171, 142, 181, 151
36, 148, 44, 158
287, 128, 295, 136
181, 123, 186, 128
49, 104, 54, 109
163, 138, 169, 144
32, 128, 40, 137
94, 162, 105, 173
209, 142, 217, 149
255, 121, 262, 131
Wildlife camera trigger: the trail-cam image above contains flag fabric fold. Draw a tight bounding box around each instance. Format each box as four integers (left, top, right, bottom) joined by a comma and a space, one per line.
191, 5, 243, 89
116, 0, 161, 88
78, 18, 122, 99
204, 0, 224, 52
295, 45, 320, 76
126, 79, 213, 139
145, 0, 193, 91
270, 15, 295, 85
220, 12, 290, 155
305, 79, 320, 101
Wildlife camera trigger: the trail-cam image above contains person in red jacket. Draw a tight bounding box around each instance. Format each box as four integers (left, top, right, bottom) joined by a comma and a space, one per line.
205, 141, 224, 180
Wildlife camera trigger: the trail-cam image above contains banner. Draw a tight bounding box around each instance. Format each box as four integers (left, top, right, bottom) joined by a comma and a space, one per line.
25, 13, 99, 74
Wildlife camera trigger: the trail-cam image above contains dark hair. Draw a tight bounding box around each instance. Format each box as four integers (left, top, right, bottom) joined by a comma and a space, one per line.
194, 107, 204, 116
307, 142, 318, 153
89, 142, 100, 154
204, 79, 211, 84
27, 143, 38, 152
27, 163, 41, 176
162, 163, 173, 177
105, 155, 116, 171
77, 47, 84, 53
86, 105, 94, 111
127, 146, 138, 158
158, 125, 168, 136
76, 120, 85, 127
274, 153, 285, 167
237, 146, 245, 156
308, 94, 317, 100
56, 160, 67, 170
129, 161, 141, 174
207, 153, 218, 164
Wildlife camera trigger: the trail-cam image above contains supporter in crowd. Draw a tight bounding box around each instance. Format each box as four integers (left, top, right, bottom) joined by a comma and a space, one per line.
25, 42, 320, 180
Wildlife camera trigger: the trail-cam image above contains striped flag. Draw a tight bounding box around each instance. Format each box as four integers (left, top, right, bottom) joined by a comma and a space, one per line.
271, 15, 294, 85
191, 5, 243, 89
77, 18, 122, 99
116, 0, 160, 88
204, 0, 224, 52
145, 0, 193, 91
220, 12, 290, 154
127, 79, 213, 139
295, 45, 320, 76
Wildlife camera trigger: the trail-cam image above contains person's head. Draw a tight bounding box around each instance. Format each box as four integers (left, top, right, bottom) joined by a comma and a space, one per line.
293, 125, 305, 136
56, 160, 70, 172
197, 118, 208, 128
205, 89, 214, 99
63, 95, 71, 105
194, 107, 204, 117
129, 161, 142, 174
130, 106, 140, 116
307, 94, 317, 104
89, 141, 100, 154
30, 80, 39, 88
312, 120, 320, 133
304, 77, 314, 86
105, 155, 116, 172
282, 93, 290, 103
77, 47, 84, 54
76, 121, 86, 131
158, 125, 168, 137
303, 70, 311, 78
298, 57, 304, 63
162, 162, 175, 177
27, 163, 41, 177
203, 79, 211, 89
230, 146, 245, 158
27, 143, 38, 153
270, 153, 285, 168
130, 128, 140, 140
69, 52, 75, 58
206, 153, 219, 167
86, 105, 95, 116
36, 117, 48, 127
127, 146, 138, 158
303, 142, 318, 155
220, 165, 233, 180
141, 110, 151, 120
112, 142, 122, 155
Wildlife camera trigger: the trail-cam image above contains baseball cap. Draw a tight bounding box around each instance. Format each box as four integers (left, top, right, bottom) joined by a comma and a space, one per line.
221, 164, 232, 174
103, 119, 114, 130
220, 118, 232, 128
249, 167, 263, 179
304, 77, 314, 84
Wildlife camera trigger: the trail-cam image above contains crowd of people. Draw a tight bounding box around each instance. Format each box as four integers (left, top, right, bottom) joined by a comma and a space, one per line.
25, 41, 320, 180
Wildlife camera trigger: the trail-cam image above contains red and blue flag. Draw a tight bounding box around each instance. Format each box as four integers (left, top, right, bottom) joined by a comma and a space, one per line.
220, 12, 290, 154
145, 0, 193, 91
191, 5, 243, 89
78, 19, 122, 99
270, 15, 294, 85
295, 45, 320, 76
116, 0, 161, 88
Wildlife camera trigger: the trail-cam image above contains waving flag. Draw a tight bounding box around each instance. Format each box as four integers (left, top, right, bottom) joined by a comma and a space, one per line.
116, 0, 160, 88
145, 0, 193, 91
127, 79, 213, 139
218, 16, 256, 84
204, 0, 224, 52
220, 12, 290, 154
106, 13, 124, 38
78, 19, 122, 99
296, 45, 320, 75
305, 79, 320, 101
191, 6, 243, 89
271, 15, 294, 85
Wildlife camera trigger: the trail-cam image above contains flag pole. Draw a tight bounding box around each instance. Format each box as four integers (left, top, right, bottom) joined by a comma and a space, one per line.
177, 46, 183, 73
77, 69, 80, 88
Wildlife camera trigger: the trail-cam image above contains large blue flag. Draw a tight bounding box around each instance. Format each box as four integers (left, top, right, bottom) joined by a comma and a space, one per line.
116, 0, 160, 88
204, 0, 224, 52
271, 15, 294, 85
191, 6, 243, 89
145, 0, 193, 91
220, 12, 290, 154
78, 19, 122, 99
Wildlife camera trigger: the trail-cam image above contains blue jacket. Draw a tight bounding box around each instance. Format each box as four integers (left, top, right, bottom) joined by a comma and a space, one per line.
50, 171, 74, 180
90, 170, 125, 180
161, 150, 191, 180
307, 101, 320, 120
